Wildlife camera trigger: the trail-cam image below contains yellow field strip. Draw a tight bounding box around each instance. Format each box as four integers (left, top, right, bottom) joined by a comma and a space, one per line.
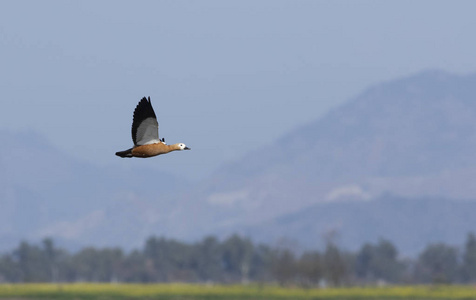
0, 283, 474, 299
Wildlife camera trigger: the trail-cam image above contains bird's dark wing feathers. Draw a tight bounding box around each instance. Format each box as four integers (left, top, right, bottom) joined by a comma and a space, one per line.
131, 97, 158, 145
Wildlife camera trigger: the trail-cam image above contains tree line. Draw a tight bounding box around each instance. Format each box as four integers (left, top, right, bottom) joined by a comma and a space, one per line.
0, 233, 475, 285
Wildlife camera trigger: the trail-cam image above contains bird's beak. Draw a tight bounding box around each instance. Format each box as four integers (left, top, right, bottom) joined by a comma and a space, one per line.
184, 146, 191, 150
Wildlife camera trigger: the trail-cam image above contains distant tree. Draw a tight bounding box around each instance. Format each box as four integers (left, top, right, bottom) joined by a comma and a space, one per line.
42, 238, 62, 282
143, 236, 195, 282
0, 255, 22, 282
461, 232, 476, 283
121, 250, 150, 282
71, 247, 124, 282
249, 244, 273, 282
323, 243, 348, 286
191, 236, 223, 281
355, 243, 373, 279
221, 235, 254, 283
0, 239, 70, 283
143, 237, 167, 281
297, 251, 322, 287
415, 243, 458, 284
13, 241, 51, 282
271, 248, 297, 286
355, 239, 403, 283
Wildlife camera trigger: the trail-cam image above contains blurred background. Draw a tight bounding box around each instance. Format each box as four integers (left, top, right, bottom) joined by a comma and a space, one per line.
1, 0, 476, 285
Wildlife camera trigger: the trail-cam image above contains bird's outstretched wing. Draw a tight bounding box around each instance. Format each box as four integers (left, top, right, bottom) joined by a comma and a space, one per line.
131, 97, 160, 145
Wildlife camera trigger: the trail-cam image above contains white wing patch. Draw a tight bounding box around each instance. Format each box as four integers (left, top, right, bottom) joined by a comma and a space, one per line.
135, 117, 159, 145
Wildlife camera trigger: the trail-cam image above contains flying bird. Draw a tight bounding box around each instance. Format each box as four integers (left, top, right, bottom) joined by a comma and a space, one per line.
116, 97, 190, 158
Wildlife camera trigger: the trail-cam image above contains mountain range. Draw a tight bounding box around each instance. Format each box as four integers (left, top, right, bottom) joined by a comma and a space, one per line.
165, 70, 476, 254
2, 70, 476, 255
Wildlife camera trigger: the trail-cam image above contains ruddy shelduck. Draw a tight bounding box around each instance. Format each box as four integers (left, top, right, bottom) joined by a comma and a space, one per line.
116, 97, 191, 158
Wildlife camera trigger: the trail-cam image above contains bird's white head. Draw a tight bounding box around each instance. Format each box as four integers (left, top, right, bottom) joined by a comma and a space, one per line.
177, 143, 191, 150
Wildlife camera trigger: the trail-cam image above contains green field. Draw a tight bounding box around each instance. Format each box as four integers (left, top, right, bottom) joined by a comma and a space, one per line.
0, 283, 475, 300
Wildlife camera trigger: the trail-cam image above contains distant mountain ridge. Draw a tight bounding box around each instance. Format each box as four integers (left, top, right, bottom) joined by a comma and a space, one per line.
219, 70, 476, 182
208, 70, 476, 197
172, 70, 476, 253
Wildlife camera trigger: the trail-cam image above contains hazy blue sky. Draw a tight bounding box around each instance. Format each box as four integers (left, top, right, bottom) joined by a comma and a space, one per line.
2, 1, 476, 180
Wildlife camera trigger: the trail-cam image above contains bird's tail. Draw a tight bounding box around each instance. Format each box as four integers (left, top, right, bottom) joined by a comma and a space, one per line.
115, 148, 133, 158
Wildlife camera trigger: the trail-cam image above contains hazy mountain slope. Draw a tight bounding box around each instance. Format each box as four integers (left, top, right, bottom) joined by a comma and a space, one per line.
245, 194, 476, 255
219, 70, 476, 183
174, 70, 476, 252
0, 130, 190, 251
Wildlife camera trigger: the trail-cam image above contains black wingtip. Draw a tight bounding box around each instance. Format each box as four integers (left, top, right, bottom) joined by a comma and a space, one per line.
140, 96, 151, 104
